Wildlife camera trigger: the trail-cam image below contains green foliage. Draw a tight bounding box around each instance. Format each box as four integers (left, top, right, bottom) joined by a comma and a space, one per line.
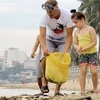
0, 65, 2, 70
0, 65, 24, 80
6, 66, 23, 75
0, 71, 9, 80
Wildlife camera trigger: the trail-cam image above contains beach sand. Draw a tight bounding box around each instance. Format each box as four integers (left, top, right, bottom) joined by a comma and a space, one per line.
0, 79, 100, 91
0, 79, 100, 100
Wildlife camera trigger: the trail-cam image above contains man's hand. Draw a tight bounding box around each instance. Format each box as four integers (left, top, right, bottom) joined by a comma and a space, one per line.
64, 49, 69, 53
43, 48, 50, 56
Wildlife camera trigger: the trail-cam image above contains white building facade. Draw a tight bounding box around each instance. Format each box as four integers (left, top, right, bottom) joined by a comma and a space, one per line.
3, 48, 27, 68
18, 51, 27, 64
24, 57, 38, 70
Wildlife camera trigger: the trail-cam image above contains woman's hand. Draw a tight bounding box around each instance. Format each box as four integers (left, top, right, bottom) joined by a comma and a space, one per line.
76, 46, 82, 53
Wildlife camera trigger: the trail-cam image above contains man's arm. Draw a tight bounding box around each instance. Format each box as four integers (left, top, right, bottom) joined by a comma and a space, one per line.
31, 35, 40, 58
40, 26, 50, 55
40, 26, 46, 51
64, 27, 73, 53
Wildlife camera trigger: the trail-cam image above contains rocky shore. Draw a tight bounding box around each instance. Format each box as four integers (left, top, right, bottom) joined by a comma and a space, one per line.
0, 92, 100, 100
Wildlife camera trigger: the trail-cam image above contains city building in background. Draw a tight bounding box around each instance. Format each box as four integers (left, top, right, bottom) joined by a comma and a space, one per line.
3, 48, 27, 69
18, 51, 27, 64
0, 58, 3, 70
24, 58, 37, 70
0, 47, 100, 83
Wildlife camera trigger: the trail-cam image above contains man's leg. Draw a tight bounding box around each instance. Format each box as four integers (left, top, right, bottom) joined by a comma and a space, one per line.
37, 78, 42, 90
41, 57, 48, 86
41, 40, 55, 93
55, 84, 61, 93
41, 57, 50, 93
55, 42, 66, 95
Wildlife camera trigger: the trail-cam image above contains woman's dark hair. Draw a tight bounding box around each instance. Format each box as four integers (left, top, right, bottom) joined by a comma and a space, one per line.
70, 9, 86, 20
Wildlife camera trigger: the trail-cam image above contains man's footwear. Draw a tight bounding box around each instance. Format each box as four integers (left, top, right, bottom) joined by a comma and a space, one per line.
54, 92, 64, 96
41, 85, 49, 93
86, 90, 94, 94
34, 92, 44, 98
36, 92, 44, 95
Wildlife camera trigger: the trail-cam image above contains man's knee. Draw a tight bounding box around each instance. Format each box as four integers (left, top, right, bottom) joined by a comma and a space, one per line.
41, 57, 46, 68
37, 77, 42, 81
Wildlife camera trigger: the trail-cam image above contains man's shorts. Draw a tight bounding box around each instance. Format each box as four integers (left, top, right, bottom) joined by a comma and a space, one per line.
78, 52, 98, 68
40, 35, 66, 60
37, 61, 42, 78
46, 35, 66, 52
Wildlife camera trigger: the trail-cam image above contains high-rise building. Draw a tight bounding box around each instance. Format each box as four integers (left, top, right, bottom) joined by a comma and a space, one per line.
24, 57, 38, 70
18, 51, 27, 64
3, 48, 27, 68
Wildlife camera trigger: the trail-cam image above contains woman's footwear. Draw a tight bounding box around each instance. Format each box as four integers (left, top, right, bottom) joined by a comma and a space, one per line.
41, 85, 49, 93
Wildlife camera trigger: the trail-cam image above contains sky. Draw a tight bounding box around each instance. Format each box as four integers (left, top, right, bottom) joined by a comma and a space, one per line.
0, 0, 81, 57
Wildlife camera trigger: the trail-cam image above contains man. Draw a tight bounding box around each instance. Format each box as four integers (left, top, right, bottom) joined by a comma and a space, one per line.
31, 35, 43, 95
39, 0, 73, 96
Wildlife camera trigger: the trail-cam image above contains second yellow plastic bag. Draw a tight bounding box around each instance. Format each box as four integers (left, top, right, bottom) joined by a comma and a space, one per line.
46, 52, 71, 84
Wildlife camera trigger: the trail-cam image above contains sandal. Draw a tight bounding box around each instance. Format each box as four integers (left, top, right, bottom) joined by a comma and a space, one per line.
41, 85, 49, 93
54, 92, 64, 96
86, 90, 94, 94
34, 92, 44, 98
34, 92, 44, 96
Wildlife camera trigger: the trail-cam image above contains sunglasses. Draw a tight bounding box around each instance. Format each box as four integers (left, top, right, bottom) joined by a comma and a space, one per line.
42, 2, 57, 11
42, 4, 54, 11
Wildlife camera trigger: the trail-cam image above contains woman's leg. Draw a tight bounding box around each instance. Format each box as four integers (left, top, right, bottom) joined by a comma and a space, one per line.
89, 53, 99, 93
90, 66, 98, 92
79, 64, 88, 94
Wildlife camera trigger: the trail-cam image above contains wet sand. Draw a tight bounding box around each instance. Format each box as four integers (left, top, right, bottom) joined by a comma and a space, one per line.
0, 79, 100, 100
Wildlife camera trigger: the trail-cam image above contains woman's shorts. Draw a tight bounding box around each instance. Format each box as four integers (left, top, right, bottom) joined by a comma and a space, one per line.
78, 52, 98, 68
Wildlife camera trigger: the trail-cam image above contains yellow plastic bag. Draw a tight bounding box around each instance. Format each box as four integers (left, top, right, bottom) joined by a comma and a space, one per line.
46, 52, 71, 84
